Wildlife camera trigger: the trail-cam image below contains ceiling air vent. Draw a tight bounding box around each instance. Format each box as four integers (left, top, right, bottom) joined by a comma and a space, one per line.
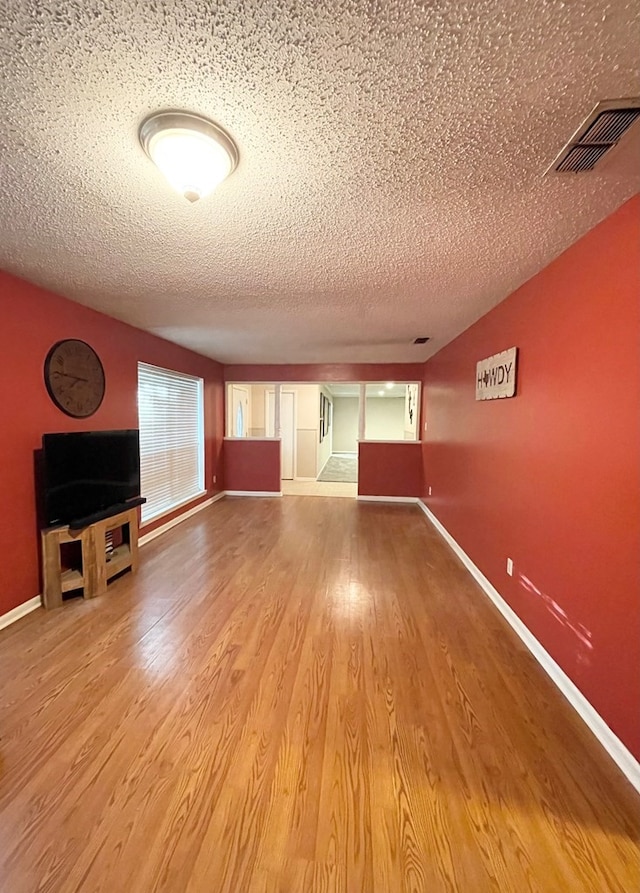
548, 99, 640, 174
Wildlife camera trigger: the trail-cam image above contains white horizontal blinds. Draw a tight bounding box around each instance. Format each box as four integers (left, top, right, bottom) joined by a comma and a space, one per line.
137, 363, 205, 524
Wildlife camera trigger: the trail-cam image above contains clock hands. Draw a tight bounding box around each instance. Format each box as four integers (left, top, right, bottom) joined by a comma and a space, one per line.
52, 371, 89, 384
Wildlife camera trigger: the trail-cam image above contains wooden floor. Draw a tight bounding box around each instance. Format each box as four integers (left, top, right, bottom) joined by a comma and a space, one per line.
0, 498, 638, 892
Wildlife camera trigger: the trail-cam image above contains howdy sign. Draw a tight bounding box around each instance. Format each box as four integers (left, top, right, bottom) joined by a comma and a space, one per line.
476, 347, 517, 400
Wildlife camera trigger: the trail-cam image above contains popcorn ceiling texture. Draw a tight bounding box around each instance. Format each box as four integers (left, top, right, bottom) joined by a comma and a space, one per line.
0, 0, 638, 363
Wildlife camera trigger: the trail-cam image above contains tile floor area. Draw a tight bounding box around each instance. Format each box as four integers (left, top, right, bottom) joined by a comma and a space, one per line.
281, 479, 357, 498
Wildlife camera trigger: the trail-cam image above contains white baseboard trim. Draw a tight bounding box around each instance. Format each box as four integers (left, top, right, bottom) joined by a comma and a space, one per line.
139, 493, 225, 547
0, 595, 42, 632
357, 495, 420, 504
417, 499, 640, 795
225, 490, 283, 498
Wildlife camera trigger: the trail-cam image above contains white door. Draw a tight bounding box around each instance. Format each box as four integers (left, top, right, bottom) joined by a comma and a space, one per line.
230, 386, 249, 437
280, 392, 295, 479
268, 390, 295, 479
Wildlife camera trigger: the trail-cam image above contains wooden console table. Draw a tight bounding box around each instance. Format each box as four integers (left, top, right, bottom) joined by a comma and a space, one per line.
41, 507, 139, 609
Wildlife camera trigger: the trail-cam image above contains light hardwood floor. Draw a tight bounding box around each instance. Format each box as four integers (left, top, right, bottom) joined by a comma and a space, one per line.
0, 497, 638, 892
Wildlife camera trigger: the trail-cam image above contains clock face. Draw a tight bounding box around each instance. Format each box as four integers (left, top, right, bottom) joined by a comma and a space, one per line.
44, 340, 105, 418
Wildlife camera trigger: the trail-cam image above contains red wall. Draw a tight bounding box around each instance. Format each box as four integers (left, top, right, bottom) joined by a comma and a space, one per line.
224, 363, 424, 382
421, 195, 640, 759
0, 272, 224, 618
224, 439, 281, 492
358, 442, 423, 497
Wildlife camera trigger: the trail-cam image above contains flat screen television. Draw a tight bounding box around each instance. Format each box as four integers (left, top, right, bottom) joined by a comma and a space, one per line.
41, 429, 142, 528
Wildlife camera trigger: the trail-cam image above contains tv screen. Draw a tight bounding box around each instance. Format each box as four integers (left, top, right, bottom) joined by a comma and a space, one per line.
41, 429, 141, 527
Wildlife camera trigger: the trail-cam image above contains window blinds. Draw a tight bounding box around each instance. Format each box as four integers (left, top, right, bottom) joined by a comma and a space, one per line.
138, 363, 204, 524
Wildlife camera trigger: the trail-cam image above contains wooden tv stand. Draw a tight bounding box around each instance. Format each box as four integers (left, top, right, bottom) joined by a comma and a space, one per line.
41, 506, 139, 609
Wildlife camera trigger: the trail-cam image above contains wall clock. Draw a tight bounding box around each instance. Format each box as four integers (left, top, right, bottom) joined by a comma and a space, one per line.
44, 339, 106, 418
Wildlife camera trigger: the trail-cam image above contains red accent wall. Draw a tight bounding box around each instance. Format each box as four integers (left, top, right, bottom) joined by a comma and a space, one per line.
224, 439, 281, 492
358, 442, 423, 497
224, 363, 424, 382
421, 195, 640, 759
0, 271, 224, 618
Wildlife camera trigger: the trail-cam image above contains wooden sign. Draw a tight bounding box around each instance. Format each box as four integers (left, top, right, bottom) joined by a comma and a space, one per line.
476, 347, 517, 400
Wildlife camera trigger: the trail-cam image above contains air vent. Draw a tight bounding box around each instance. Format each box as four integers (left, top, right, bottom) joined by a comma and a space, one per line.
548, 99, 640, 174
580, 109, 640, 144
555, 144, 612, 173
413, 337, 430, 344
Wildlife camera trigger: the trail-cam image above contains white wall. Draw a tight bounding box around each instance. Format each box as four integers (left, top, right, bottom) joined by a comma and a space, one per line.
287, 384, 320, 478
365, 397, 405, 440
404, 384, 419, 440
317, 387, 333, 474
332, 397, 359, 452
249, 384, 267, 436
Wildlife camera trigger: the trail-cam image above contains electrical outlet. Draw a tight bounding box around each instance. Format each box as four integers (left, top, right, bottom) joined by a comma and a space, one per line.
428, 486, 432, 496
506, 558, 513, 576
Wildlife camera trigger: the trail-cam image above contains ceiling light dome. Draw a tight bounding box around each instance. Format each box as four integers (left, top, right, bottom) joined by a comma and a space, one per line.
139, 110, 239, 202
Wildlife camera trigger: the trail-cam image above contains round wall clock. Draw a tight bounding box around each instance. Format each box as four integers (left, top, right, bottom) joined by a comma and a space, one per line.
44, 339, 106, 418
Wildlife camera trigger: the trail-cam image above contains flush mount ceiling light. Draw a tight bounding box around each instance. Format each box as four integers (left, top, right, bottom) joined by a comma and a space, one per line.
139, 111, 239, 202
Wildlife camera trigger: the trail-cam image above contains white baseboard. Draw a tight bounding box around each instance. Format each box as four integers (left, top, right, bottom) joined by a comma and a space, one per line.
139, 493, 224, 546
357, 495, 420, 504
225, 490, 283, 497
0, 595, 42, 632
417, 500, 640, 795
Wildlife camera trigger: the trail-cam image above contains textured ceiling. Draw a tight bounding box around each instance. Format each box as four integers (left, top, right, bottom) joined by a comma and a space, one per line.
0, 0, 639, 364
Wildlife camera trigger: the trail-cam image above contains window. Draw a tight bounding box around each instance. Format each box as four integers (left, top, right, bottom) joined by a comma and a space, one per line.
138, 363, 204, 524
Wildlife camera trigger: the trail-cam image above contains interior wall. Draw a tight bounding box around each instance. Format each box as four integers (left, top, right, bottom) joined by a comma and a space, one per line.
421, 195, 640, 760
224, 438, 281, 493
286, 384, 319, 478
317, 386, 333, 474
292, 383, 319, 428
359, 442, 423, 498
404, 383, 419, 439
248, 384, 267, 436
332, 397, 358, 452
0, 271, 224, 619
365, 397, 405, 440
